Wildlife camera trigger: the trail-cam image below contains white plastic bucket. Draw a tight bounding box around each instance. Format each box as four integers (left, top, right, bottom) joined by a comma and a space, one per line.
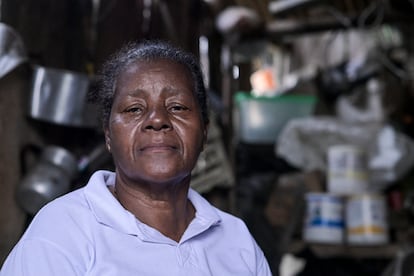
327, 145, 369, 195
346, 194, 388, 245
304, 193, 344, 244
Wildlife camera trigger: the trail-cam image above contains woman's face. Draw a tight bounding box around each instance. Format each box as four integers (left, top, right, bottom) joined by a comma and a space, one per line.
105, 59, 207, 185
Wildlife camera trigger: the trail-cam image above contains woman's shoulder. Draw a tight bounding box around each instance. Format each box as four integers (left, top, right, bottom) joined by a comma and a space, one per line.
2, 188, 95, 275
27, 170, 116, 235
214, 207, 253, 234
189, 188, 250, 231
24, 187, 93, 239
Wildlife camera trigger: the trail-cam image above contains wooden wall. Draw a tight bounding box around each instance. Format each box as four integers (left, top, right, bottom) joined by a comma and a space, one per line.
0, 66, 32, 264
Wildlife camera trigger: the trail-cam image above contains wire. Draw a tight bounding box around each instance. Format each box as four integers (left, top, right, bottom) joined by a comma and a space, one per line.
97, 0, 117, 23
326, 6, 353, 29
312, 5, 354, 66
377, 50, 411, 80
357, 0, 386, 29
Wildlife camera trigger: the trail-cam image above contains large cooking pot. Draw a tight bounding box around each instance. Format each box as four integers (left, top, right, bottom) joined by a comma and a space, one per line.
0, 22, 27, 78
17, 145, 78, 215
27, 66, 99, 128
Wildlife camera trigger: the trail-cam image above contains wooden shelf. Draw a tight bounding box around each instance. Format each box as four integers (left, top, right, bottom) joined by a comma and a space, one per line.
290, 240, 398, 259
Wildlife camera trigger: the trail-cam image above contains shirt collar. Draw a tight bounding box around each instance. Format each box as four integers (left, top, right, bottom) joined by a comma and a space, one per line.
84, 170, 221, 242
84, 170, 139, 235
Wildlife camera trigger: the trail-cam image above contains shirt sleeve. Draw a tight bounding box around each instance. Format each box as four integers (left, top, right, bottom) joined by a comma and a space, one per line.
0, 239, 83, 276
257, 254, 273, 276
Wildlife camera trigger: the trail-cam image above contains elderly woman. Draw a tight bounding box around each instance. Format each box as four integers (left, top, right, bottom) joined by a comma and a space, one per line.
1, 41, 272, 275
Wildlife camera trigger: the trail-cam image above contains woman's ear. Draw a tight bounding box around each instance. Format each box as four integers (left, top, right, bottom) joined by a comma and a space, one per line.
104, 127, 111, 153
201, 123, 209, 152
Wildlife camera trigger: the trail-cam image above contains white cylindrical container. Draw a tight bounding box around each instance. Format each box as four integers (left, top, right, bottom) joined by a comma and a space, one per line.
327, 145, 369, 195
346, 194, 388, 245
304, 193, 344, 244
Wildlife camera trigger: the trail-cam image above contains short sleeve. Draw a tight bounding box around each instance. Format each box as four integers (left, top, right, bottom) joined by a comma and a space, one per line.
0, 239, 83, 276
257, 254, 273, 276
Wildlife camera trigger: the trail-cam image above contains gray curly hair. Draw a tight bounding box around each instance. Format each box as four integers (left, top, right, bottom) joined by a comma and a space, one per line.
90, 40, 209, 128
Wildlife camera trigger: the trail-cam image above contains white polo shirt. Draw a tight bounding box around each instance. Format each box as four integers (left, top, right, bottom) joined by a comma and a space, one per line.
1, 170, 272, 275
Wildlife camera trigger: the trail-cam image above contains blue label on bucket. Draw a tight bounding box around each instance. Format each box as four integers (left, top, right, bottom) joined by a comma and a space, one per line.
305, 193, 344, 230
309, 218, 344, 228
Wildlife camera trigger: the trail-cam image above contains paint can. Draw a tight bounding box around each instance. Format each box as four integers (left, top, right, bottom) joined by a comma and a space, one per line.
327, 145, 369, 195
303, 193, 344, 244
346, 194, 388, 245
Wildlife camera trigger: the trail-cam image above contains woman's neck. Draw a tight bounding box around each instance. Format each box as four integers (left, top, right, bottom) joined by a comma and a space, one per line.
111, 178, 195, 242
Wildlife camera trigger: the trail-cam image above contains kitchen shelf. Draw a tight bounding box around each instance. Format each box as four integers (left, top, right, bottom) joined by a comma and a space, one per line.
290, 240, 399, 259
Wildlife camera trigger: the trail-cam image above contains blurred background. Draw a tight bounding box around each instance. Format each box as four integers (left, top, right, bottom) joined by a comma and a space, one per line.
2, 0, 414, 275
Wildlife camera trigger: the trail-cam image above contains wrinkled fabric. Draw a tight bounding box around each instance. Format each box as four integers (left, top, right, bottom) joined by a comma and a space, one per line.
1, 170, 271, 276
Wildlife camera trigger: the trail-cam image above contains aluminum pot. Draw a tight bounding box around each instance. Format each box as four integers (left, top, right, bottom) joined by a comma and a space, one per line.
27, 66, 99, 128
0, 22, 27, 78
17, 145, 78, 215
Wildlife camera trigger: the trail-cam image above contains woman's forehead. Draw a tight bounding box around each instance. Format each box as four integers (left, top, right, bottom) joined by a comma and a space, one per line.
114, 58, 196, 96
117, 58, 194, 87
124, 58, 188, 73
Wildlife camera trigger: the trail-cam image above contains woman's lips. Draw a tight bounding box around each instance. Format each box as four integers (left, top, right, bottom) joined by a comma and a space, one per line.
140, 144, 177, 153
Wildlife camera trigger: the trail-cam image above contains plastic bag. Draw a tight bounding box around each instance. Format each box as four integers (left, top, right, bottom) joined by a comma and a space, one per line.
276, 116, 414, 191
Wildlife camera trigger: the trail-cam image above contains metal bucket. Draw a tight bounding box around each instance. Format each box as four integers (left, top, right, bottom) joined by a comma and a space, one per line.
27, 66, 99, 128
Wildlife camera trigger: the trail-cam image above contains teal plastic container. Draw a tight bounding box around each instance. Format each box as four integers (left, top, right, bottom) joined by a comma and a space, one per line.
234, 92, 317, 144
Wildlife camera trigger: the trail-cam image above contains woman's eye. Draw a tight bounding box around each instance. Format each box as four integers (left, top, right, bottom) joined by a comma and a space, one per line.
170, 105, 189, 112
125, 107, 142, 113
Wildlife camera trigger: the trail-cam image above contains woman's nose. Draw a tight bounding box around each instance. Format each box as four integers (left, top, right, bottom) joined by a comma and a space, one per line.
143, 107, 172, 131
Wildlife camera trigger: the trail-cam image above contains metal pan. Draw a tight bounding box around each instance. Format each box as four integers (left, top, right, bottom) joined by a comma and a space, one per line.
28, 65, 99, 128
